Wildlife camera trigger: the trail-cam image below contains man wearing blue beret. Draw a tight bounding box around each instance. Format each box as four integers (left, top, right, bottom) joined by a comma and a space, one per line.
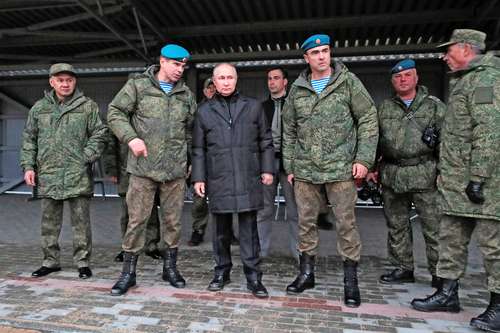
108, 44, 196, 295
282, 34, 379, 307
366, 59, 445, 289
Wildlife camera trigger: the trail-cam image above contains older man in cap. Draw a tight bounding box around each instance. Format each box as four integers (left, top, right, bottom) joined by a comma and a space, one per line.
108, 44, 196, 295
20, 63, 108, 279
366, 59, 445, 287
410, 29, 500, 332
282, 34, 378, 307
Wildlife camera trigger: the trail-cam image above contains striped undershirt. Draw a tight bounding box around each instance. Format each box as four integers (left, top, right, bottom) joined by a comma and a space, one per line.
311, 76, 330, 94
159, 80, 174, 94
402, 98, 414, 108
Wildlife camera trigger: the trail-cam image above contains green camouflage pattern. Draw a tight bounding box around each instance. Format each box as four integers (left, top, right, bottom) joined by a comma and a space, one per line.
123, 175, 185, 254
118, 195, 161, 252
107, 65, 196, 182
438, 54, 500, 221
191, 193, 209, 233
294, 180, 360, 261
438, 29, 487, 50
378, 85, 446, 193
102, 134, 161, 251
437, 215, 500, 293
41, 197, 92, 268
282, 60, 379, 183
382, 187, 440, 274
102, 134, 130, 195
20, 89, 108, 200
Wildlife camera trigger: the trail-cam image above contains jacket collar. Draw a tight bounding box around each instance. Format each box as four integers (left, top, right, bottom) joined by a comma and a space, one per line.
210, 91, 248, 124
145, 65, 188, 95
293, 59, 347, 94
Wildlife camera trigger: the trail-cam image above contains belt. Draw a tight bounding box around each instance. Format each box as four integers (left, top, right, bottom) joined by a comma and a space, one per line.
384, 155, 434, 167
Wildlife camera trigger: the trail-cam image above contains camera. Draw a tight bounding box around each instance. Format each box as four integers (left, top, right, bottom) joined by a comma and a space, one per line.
358, 180, 382, 205
421, 125, 439, 149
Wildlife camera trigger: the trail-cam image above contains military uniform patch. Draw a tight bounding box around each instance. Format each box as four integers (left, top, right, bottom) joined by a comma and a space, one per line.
474, 86, 494, 104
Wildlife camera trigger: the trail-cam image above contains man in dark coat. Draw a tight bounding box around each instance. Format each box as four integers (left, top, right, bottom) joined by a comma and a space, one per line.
192, 63, 274, 298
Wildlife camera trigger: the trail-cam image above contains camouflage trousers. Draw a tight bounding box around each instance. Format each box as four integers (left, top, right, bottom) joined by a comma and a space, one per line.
191, 193, 209, 233
119, 193, 161, 253
382, 187, 440, 274
123, 175, 185, 254
40, 196, 92, 268
295, 180, 361, 261
437, 215, 500, 293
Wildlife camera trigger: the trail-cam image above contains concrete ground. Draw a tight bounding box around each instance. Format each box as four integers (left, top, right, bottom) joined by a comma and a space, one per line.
0, 194, 489, 333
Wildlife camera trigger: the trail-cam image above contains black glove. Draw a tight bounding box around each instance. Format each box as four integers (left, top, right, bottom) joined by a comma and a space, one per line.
465, 181, 485, 204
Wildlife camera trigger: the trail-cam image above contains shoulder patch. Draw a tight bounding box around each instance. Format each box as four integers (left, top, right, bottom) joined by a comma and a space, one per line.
473, 86, 494, 104
128, 72, 144, 80
427, 95, 442, 103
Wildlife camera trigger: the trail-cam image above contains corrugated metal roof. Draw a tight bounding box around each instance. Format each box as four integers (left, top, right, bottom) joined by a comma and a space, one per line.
0, 0, 498, 66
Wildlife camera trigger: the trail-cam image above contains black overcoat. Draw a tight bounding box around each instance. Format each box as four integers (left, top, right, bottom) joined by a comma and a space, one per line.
191, 93, 274, 213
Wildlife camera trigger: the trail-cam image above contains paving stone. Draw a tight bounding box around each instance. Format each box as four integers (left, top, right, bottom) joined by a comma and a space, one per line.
0, 194, 490, 332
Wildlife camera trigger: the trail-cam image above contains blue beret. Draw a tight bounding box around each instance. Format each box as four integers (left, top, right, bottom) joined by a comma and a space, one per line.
301, 34, 330, 52
391, 59, 416, 74
160, 44, 190, 62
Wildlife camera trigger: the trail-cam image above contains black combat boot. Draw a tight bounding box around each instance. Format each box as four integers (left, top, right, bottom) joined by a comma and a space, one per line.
110, 252, 138, 296
145, 248, 163, 260
470, 292, 500, 332
379, 268, 415, 284
162, 248, 186, 288
344, 259, 361, 307
286, 253, 315, 294
114, 251, 124, 263
431, 275, 442, 289
188, 231, 204, 246
411, 278, 460, 312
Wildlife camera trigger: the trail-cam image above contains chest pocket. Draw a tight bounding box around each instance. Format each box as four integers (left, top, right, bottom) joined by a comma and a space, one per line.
137, 90, 167, 118
169, 95, 190, 123
293, 92, 316, 118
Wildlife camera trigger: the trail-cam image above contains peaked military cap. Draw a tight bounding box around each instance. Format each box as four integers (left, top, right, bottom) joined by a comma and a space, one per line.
437, 29, 486, 50
203, 77, 213, 89
301, 34, 330, 52
160, 44, 190, 62
391, 59, 416, 74
49, 63, 76, 77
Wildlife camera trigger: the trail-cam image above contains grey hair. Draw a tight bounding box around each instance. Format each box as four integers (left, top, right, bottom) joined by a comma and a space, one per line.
457, 42, 485, 55
212, 63, 237, 76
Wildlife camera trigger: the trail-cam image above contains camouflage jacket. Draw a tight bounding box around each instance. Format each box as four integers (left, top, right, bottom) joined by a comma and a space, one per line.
439, 54, 500, 221
107, 65, 196, 182
20, 89, 107, 200
378, 85, 446, 193
282, 61, 379, 183
102, 133, 129, 195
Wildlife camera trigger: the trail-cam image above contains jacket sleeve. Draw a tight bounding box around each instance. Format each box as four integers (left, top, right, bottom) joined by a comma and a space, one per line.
107, 78, 139, 144
256, 101, 275, 174
186, 93, 197, 164
83, 101, 108, 163
432, 97, 447, 159
469, 76, 500, 182
19, 105, 39, 172
281, 86, 297, 175
191, 109, 206, 183
348, 74, 379, 169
